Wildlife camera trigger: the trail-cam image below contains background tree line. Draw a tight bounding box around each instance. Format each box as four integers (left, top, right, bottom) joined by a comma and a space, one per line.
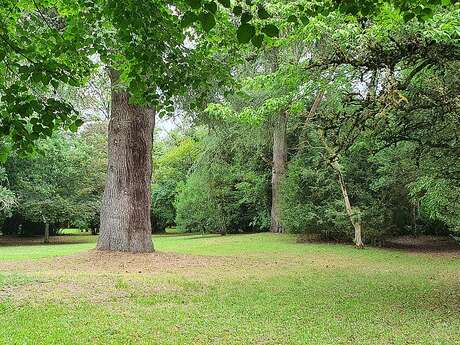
153, 4, 460, 244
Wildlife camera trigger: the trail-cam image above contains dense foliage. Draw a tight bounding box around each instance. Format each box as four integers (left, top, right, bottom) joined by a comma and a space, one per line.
174, 123, 270, 234
1, 124, 107, 235
0, 1, 458, 245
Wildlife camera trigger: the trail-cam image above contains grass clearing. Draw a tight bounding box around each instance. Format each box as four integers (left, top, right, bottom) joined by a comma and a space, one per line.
0, 242, 95, 261
0, 233, 459, 344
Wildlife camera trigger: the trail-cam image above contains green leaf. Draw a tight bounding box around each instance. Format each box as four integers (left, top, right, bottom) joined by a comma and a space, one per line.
31, 71, 42, 83
69, 123, 78, 132
74, 118, 84, 127
403, 12, 415, 22
181, 11, 197, 27
300, 16, 309, 25
42, 113, 54, 126
217, 0, 230, 8
204, 2, 217, 14
414, 5, 424, 15
0, 145, 10, 163
288, 15, 298, 23
187, 0, 202, 10
42, 126, 53, 136
241, 12, 253, 23
165, 104, 174, 113
251, 34, 263, 48
257, 6, 270, 19
421, 7, 433, 18
199, 12, 216, 32
51, 79, 59, 89
237, 23, 256, 43
233, 5, 243, 16
262, 24, 279, 38
32, 124, 42, 134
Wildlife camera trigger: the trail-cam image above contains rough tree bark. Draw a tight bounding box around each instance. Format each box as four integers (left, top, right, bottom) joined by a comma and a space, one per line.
97, 70, 155, 253
270, 111, 288, 233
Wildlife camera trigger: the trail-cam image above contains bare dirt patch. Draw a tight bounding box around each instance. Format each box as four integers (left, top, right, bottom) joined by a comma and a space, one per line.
0, 249, 234, 274
296, 233, 349, 244
384, 236, 460, 258
0, 251, 355, 307
0, 250, 236, 305
0, 235, 93, 246
297, 234, 460, 259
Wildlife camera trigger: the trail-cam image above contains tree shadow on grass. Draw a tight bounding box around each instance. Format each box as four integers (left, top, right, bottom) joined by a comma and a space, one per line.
383, 235, 460, 258
153, 233, 222, 240
178, 234, 222, 240
171, 233, 261, 241
0, 235, 96, 247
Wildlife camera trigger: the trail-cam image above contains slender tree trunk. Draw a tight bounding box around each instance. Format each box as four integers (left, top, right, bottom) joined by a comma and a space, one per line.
300, 83, 364, 246
44, 222, 49, 244
319, 130, 364, 248
330, 158, 364, 248
97, 70, 155, 253
270, 111, 288, 233
411, 202, 418, 233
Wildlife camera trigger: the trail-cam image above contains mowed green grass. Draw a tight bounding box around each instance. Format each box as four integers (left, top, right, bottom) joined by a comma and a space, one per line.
0, 233, 459, 344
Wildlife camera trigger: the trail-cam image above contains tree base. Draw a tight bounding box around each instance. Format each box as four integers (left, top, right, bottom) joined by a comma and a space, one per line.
96, 230, 154, 253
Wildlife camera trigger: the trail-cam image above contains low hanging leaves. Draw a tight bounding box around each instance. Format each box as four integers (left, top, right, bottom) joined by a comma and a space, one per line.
262, 24, 279, 38
257, 6, 270, 19
251, 34, 263, 48
237, 23, 255, 43
199, 11, 216, 32
217, 0, 231, 8
186, 0, 202, 10
181, 11, 197, 27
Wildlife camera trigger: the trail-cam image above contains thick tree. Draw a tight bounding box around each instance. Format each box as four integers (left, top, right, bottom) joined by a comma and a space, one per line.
97, 71, 155, 252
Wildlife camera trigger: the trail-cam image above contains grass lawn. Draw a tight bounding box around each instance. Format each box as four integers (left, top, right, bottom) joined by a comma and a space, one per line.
0, 233, 459, 344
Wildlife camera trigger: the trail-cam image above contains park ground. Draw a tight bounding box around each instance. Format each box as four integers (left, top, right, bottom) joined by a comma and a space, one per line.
0, 232, 459, 344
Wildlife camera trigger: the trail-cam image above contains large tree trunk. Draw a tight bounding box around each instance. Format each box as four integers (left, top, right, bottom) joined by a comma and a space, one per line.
97, 70, 155, 253
270, 111, 288, 233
